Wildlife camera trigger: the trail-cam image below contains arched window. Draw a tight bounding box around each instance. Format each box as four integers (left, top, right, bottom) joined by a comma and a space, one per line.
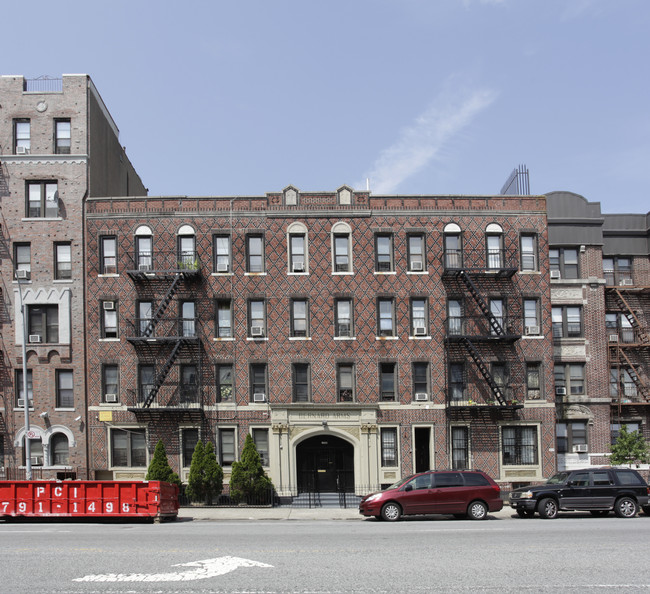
287, 222, 308, 273
443, 223, 462, 269
485, 223, 504, 269
51, 433, 69, 466
331, 222, 353, 273
135, 225, 153, 271
177, 225, 196, 269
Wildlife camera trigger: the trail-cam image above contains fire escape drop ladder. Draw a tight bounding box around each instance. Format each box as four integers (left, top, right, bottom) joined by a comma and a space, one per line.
460, 337, 508, 406
617, 348, 650, 401
457, 270, 506, 336
612, 289, 650, 344
142, 339, 185, 408
142, 273, 183, 338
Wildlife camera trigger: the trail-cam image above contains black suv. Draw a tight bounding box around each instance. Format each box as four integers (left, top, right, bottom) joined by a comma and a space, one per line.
509, 467, 650, 519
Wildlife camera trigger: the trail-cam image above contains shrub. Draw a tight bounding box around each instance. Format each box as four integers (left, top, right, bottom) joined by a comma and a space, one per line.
185, 440, 205, 502
229, 434, 273, 505
610, 425, 649, 466
145, 440, 181, 487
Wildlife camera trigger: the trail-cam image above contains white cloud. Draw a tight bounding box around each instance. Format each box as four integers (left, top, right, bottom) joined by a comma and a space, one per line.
359, 84, 498, 194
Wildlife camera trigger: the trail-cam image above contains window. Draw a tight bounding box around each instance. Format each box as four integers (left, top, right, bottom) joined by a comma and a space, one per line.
491, 363, 509, 397
56, 370, 74, 408
180, 365, 198, 403
138, 301, 153, 337
290, 299, 309, 337
51, 433, 69, 466
293, 363, 311, 402
552, 306, 582, 339
252, 428, 269, 466
14, 119, 30, 153
502, 426, 538, 465
520, 234, 538, 271
451, 427, 469, 469
28, 304, 59, 343
14, 243, 31, 279
411, 298, 428, 336
333, 229, 351, 272
139, 365, 155, 404
603, 257, 633, 286
54, 242, 72, 280
246, 234, 264, 273
407, 234, 426, 271
413, 362, 430, 400
111, 428, 147, 467
213, 234, 231, 273
182, 429, 199, 467
178, 234, 196, 269
215, 299, 233, 338
486, 224, 504, 269
375, 233, 394, 272
449, 363, 465, 401
102, 364, 119, 402
335, 298, 353, 337
555, 363, 585, 396
16, 369, 33, 407
136, 235, 153, 271
447, 299, 463, 336
377, 298, 395, 337
216, 363, 234, 402
489, 298, 505, 335
180, 301, 196, 337
248, 299, 266, 337
556, 422, 587, 453
338, 363, 355, 402
219, 428, 236, 466
380, 363, 397, 401
550, 248, 579, 279
526, 363, 542, 400
523, 298, 540, 335
101, 301, 118, 338
27, 181, 59, 218
289, 233, 307, 273
611, 423, 640, 445
381, 428, 398, 467
54, 119, 71, 154
606, 312, 634, 343
444, 226, 462, 269
100, 236, 117, 274
250, 363, 267, 402
610, 367, 638, 399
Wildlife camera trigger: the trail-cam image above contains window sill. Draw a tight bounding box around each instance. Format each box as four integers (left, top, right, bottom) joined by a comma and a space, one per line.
54, 408, 75, 412
374, 271, 396, 276
99, 338, 120, 342
22, 217, 63, 222
332, 271, 354, 276
98, 273, 120, 278
211, 272, 234, 277
289, 336, 312, 341
522, 335, 545, 339
375, 336, 398, 341
244, 272, 267, 277
406, 270, 429, 275
247, 337, 269, 341
53, 279, 74, 284
214, 337, 235, 341
334, 336, 357, 341
518, 270, 540, 275
408, 335, 431, 340
288, 271, 309, 276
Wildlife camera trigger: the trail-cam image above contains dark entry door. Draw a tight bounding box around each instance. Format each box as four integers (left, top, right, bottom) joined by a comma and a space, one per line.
297, 435, 354, 492
414, 427, 431, 473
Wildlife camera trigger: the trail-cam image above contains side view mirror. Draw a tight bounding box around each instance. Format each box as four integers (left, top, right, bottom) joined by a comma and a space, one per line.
404, 484, 413, 492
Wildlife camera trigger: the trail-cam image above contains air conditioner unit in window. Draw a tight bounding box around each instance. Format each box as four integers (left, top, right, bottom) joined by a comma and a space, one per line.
29, 335, 42, 343
292, 261, 305, 272
104, 393, 118, 403
15, 269, 30, 280
573, 444, 588, 453
620, 279, 634, 286
338, 322, 351, 337
609, 334, 619, 343
253, 393, 266, 402
411, 260, 423, 271
550, 270, 561, 279
139, 264, 151, 272
16, 146, 29, 155
415, 392, 428, 401
216, 262, 229, 273
103, 301, 115, 310
525, 326, 540, 336
555, 387, 567, 395
414, 326, 427, 336
17, 399, 33, 408
251, 326, 264, 337
31, 456, 43, 466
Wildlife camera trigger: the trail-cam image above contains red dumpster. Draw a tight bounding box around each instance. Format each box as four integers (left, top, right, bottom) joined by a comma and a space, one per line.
0, 480, 178, 521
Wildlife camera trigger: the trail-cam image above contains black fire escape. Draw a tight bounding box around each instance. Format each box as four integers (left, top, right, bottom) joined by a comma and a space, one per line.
125, 249, 203, 419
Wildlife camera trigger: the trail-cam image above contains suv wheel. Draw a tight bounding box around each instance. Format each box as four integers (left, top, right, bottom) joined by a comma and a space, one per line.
381, 502, 402, 522
614, 497, 638, 518
467, 500, 488, 520
538, 498, 558, 519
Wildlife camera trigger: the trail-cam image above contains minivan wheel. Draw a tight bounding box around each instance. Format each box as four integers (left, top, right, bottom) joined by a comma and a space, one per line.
538, 498, 558, 519
614, 497, 638, 518
467, 500, 488, 520
381, 502, 402, 522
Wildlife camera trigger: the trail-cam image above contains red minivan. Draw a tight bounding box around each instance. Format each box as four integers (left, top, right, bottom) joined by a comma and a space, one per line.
359, 470, 503, 521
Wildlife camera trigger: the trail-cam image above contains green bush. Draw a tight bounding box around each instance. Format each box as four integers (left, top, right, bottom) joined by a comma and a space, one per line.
610, 425, 649, 466
229, 434, 274, 505
185, 441, 224, 504
185, 441, 205, 502
145, 440, 181, 487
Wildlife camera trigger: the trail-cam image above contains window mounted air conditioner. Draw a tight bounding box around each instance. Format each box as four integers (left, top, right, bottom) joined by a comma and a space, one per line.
139, 263, 151, 272
31, 456, 43, 466
17, 398, 33, 408
573, 444, 588, 453
253, 393, 266, 402
415, 392, 428, 401
411, 260, 423, 271
525, 326, 540, 336
29, 335, 42, 343
216, 262, 229, 273
16, 146, 29, 155
251, 326, 264, 337
555, 387, 567, 395
414, 326, 427, 336
609, 334, 619, 343
104, 393, 118, 403
550, 270, 561, 279
103, 301, 115, 311
292, 261, 305, 272
15, 269, 30, 280
338, 322, 351, 337
620, 279, 634, 286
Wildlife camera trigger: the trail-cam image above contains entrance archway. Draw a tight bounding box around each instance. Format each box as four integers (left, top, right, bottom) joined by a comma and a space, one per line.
296, 434, 354, 492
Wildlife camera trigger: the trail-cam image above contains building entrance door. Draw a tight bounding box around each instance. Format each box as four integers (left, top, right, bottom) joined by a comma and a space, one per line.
296, 435, 354, 492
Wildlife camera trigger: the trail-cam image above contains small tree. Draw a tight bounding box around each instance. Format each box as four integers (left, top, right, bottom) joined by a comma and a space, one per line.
610, 425, 650, 466
185, 440, 206, 503
146, 440, 181, 487
229, 434, 273, 504
203, 442, 224, 504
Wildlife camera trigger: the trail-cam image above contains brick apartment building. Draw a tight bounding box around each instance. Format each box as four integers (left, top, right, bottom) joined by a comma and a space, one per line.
0, 74, 145, 479
84, 188, 556, 493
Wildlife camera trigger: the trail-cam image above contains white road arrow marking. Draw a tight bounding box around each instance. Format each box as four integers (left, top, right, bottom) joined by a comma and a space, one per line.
73, 555, 273, 583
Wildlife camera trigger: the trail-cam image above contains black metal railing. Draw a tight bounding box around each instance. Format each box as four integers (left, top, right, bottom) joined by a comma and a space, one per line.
445, 317, 521, 339
126, 250, 201, 275
443, 248, 519, 273
125, 317, 201, 341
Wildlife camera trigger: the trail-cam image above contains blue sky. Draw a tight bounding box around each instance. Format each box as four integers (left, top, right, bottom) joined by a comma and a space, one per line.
4, 0, 649, 213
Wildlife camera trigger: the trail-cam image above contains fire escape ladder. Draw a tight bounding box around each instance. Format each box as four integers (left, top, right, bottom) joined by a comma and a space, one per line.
142, 339, 184, 408
612, 289, 649, 344
618, 348, 650, 401
142, 273, 182, 338
457, 270, 505, 336
460, 337, 507, 405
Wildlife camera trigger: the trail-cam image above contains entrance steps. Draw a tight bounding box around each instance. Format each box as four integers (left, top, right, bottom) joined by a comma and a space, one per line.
286, 492, 362, 509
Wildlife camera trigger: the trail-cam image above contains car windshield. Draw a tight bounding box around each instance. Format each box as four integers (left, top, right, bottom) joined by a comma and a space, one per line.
546, 472, 570, 485
386, 475, 415, 490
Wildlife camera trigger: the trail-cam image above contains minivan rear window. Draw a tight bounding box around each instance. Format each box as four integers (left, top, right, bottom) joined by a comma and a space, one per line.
464, 473, 490, 486
434, 472, 463, 487
615, 470, 645, 486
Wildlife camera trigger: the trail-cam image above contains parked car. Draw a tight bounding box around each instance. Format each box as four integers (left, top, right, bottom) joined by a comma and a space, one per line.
359, 470, 503, 521
509, 467, 650, 519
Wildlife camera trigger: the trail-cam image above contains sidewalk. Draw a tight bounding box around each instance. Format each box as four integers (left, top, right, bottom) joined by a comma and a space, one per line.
178, 505, 516, 521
